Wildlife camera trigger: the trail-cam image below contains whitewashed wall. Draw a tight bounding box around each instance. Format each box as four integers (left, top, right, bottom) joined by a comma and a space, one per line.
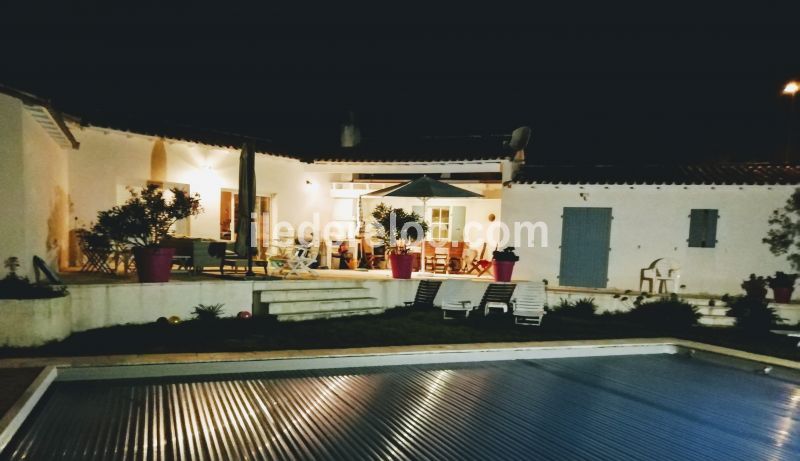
501, 183, 796, 295
0, 94, 26, 274
68, 127, 337, 243
0, 94, 69, 277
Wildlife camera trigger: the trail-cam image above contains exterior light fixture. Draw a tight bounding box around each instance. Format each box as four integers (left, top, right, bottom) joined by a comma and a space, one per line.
783, 81, 799, 96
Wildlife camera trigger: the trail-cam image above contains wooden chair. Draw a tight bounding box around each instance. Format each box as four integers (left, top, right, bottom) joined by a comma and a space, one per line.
424, 241, 448, 274
466, 242, 492, 277
77, 238, 114, 274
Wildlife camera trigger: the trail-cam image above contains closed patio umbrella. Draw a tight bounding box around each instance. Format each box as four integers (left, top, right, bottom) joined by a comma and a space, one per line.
235, 141, 256, 276
367, 175, 482, 270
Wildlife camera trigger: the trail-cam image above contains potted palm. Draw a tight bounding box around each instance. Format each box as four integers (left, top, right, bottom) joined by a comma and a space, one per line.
492, 246, 519, 282
766, 271, 797, 303
96, 185, 202, 282
371, 203, 428, 279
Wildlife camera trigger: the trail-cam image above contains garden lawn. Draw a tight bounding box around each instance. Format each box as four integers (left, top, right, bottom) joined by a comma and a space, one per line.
0, 308, 798, 362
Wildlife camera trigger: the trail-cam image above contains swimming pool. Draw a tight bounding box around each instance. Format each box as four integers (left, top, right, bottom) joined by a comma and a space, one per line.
2, 352, 798, 460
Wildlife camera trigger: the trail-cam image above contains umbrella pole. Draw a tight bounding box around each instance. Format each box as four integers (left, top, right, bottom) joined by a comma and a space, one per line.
246, 212, 255, 277
420, 197, 428, 274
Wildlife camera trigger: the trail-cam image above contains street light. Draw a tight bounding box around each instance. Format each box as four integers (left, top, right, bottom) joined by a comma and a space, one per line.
783, 81, 799, 163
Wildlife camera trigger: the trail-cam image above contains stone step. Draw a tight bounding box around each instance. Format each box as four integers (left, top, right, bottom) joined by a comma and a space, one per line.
695, 306, 729, 316
267, 297, 378, 315
253, 280, 363, 291
698, 315, 735, 327
260, 287, 371, 303
276, 307, 387, 322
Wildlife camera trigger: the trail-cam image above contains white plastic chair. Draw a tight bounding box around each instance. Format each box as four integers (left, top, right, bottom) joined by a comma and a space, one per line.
284, 246, 318, 278
654, 258, 681, 294
511, 281, 547, 326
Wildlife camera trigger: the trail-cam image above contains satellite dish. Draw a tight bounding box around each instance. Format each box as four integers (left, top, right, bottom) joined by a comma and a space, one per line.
508, 126, 531, 152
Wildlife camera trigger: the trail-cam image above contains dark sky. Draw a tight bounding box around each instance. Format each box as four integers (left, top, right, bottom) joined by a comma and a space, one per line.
2, 6, 800, 164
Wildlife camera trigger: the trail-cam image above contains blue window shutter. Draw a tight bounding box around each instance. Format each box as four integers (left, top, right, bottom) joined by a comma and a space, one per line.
450, 206, 466, 242
705, 209, 718, 247
689, 209, 718, 248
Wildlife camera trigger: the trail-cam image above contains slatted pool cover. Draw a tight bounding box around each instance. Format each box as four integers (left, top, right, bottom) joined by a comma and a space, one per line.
3, 355, 799, 460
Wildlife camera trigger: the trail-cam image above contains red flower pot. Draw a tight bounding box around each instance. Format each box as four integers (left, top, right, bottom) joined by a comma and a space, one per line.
772, 286, 793, 303
389, 253, 413, 279
133, 247, 175, 283
492, 260, 515, 282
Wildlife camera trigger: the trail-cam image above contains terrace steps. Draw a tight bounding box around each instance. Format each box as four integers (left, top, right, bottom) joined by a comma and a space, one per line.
256, 281, 383, 321
695, 306, 735, 326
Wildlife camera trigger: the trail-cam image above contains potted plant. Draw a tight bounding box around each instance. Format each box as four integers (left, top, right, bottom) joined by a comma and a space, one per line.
96, 184, 202, 282
741, 274, 768, 300
766, 271, 798, 303
371, 203, 428, 279
491, 246, 519, 282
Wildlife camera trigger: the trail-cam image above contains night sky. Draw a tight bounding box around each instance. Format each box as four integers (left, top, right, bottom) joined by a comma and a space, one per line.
2, 7, 800, 164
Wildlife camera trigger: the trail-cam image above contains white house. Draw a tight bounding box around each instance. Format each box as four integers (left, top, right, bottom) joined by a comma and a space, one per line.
1, 85, 798, 297
502, 164, 800, 295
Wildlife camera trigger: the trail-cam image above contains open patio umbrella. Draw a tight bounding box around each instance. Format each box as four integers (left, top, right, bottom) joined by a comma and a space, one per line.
234, 141, 257, 276
366, 175, 482, 270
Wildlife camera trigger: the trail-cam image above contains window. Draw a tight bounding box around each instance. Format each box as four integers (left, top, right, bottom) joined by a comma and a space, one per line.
220, 190, 271, 256
688, 209, 718, 248
430, 207, 450, 240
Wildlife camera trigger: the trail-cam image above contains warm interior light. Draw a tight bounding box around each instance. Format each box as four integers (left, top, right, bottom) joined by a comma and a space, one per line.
783, 81, 799, 95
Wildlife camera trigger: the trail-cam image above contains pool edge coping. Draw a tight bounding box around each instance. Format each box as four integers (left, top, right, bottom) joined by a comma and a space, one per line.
0, 366, 56, 454
0, 338, 797, 454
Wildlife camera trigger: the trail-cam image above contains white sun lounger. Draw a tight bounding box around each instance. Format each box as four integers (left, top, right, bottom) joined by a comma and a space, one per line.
511, 281, 547, 326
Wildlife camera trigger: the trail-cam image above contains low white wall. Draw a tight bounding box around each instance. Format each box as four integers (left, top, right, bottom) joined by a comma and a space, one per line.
0, 281, 254, 347
0, 298, 72, 347
4, 278, 797, 347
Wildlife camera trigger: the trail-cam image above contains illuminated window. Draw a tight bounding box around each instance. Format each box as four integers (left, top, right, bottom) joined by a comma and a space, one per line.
430, 207, 450, 240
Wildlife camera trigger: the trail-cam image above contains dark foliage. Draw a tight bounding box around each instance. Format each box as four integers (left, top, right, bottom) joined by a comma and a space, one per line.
549, 297, 597, 319
764, 188, 800, 271
741, 274, 768, 299
371, 203, 428, 254
625, 295, 700, 331
766, 271, 798, 289
0, 257, 67, 299
492, 247, 520, 262
191, 303, 226, 321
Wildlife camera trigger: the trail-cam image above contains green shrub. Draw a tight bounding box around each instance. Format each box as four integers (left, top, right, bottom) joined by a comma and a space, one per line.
625, 295, 699, 330
725, 296, 783, 334
550, 297, 597, 318
191, 303, 225, 321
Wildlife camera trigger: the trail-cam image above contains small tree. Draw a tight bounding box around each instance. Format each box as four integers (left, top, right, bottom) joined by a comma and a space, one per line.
95, 185, 202, 247
763, 188, 800, 270
370, 203, 428, 254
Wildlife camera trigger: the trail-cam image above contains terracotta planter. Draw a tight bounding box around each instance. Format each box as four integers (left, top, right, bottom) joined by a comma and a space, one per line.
133, 247, 175, 283
389, 253, 414, 279
492, 260, 515, 282
772, 286, 794, 303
